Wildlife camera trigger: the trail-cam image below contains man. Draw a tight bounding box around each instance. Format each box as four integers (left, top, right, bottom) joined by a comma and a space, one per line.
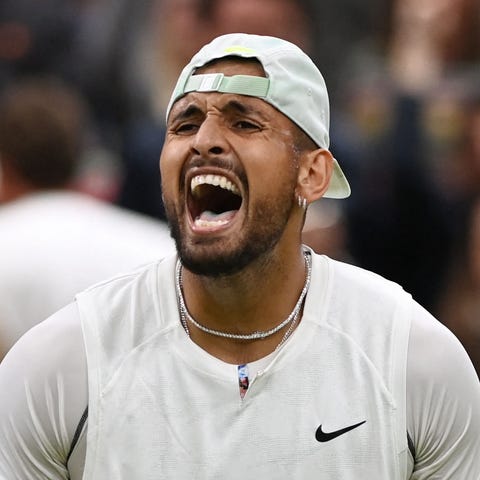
0, 78, 174, 360
0, 34, 479, 479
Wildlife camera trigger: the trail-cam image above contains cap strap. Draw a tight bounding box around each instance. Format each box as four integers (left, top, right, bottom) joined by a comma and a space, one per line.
184, 73, 269, 98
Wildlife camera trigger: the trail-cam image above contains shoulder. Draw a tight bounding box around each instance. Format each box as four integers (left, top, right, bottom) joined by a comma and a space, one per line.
76, 254, 178, 369
407, 300, 480, 408
77, 254, 174, 304
407, 301, 480, 475
0, 301, 87, 421
318, 255, 411, 328
326, 256, 405, 297
408, 301, 478, 380
0, 302, 87, 476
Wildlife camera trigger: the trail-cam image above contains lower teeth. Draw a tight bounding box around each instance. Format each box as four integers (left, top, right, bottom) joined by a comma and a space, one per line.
193, 209, 237, 228
194, 217, 228, 228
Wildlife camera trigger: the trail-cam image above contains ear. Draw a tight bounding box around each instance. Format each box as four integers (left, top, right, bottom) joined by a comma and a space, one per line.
296, 148, 334, 203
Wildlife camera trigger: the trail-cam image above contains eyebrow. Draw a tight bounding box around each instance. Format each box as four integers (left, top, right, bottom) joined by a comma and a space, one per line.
222, 99, 250, 114
221, 99, 266, 119
169, 104, 203, 125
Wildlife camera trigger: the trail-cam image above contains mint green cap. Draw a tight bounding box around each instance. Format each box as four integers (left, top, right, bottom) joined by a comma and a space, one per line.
167, 33, 351, 199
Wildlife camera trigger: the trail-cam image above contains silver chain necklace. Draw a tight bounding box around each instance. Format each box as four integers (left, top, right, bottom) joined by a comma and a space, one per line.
175, 251, 312, 341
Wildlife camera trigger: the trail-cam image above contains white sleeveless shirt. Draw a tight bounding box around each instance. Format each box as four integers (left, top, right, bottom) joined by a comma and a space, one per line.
77, 252, 411, 479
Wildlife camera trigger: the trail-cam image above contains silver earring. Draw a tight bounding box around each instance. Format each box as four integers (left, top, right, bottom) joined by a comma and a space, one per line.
296, 194, 307, 210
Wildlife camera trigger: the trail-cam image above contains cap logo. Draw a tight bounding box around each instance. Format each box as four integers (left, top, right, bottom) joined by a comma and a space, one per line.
224, 46, 257, 55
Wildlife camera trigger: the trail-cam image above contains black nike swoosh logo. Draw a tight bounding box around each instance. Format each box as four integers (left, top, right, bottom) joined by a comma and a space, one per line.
315, 420, 366, 442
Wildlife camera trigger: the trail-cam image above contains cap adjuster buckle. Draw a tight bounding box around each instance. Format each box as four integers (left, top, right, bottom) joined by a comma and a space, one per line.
197, 73, 224, 92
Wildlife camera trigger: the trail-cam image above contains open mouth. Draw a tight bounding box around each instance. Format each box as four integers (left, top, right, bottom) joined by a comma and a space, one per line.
188, 174, 243, 230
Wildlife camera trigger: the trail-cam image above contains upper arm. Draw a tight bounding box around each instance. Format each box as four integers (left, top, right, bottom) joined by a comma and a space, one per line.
0, 302, 88, 479
407, 302, 480, 479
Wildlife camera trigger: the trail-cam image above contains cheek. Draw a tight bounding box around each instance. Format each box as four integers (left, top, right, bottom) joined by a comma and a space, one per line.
159, 146, 173, 176
159, 157, 168, 184
245, 151, 298, 193
246, 169, 297, 213
159, 162, 170, 197
160, 148, 182, 198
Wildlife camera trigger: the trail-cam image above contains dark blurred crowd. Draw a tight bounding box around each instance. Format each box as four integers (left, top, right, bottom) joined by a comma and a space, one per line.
1, 0, 479, 373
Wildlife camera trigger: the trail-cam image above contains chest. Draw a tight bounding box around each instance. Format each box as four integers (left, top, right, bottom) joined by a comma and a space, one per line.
86, 335, 405, 479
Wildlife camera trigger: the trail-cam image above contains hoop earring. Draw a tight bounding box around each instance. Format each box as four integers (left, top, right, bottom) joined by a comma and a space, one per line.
296, 194, 307, 210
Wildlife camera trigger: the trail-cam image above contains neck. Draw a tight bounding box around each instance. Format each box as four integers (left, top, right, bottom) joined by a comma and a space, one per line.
179, 244, 309, 363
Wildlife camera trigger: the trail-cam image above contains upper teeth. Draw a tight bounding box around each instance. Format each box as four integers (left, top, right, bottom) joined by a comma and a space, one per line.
191, 174, 240, 195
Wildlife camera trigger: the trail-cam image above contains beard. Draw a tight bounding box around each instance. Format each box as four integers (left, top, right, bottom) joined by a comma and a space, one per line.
164, 188, 296, 278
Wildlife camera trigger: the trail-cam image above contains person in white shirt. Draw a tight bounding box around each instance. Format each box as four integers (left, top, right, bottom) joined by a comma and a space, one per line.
0, 78, 174, 359
0, 34, 479, 479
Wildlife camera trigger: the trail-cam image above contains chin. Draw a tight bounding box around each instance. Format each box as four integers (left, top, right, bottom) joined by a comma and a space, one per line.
166, 193, 295, 277
178, 241, 260, 277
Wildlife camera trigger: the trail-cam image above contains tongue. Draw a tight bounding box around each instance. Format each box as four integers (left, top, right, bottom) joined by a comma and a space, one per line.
195, 210, 236, 227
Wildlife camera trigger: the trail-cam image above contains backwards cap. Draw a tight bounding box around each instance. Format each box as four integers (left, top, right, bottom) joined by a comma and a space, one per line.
167, 33, 350, 199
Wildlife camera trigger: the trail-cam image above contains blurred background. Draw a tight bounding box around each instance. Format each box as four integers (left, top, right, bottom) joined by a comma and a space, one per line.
0, 0, 479, 373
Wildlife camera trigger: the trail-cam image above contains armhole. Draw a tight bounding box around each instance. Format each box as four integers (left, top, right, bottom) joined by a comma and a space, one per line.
67, 406, 88, 464
407, 431, 416, 460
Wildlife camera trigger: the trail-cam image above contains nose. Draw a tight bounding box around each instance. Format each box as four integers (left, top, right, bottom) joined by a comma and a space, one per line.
191, 115, 229, 156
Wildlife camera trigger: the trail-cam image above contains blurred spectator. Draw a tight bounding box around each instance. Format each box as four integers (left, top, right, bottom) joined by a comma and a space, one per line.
208, 0, 314, 56
0, 0, 77, 87
436, 94, 480, 375
335, 0, 480, 312
0, 78, 174, 360
0, 0, 139, 202
439, 197, 480, 376
387, 0, 480, 93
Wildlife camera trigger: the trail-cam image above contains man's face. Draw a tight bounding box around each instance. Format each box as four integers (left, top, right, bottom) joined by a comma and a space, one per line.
160, 59, 301, 277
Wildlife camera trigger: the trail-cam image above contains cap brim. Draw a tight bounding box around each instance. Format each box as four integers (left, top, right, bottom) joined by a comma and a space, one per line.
324, 158, 351, 199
